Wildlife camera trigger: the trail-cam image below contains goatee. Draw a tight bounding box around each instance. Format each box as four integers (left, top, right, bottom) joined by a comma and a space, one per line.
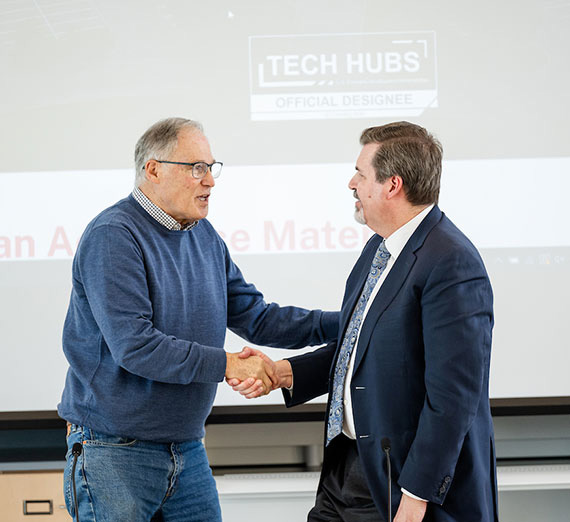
354, 207, 366, 225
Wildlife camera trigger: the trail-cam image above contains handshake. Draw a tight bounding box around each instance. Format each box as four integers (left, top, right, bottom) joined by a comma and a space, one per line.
225, 347, 292, 398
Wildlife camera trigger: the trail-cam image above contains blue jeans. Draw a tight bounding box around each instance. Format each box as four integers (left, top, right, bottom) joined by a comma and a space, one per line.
64, 424, 222, 522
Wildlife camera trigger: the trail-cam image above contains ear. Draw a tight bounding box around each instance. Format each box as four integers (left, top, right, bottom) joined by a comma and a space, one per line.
144, 159, 161, 185
385, 175, 404, 200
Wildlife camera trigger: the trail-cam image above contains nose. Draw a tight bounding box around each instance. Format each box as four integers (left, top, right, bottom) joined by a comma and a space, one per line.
201, 168, 215, 187
348, 173, 358, 190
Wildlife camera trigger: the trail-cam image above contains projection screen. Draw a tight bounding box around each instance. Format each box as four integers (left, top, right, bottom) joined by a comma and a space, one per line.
0, 0, 568, 413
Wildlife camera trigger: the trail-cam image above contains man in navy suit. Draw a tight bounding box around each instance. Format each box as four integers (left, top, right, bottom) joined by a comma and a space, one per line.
229, 122, 498, 522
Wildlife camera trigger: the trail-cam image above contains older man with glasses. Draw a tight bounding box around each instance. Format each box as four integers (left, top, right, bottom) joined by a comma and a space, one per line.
58, 117, 339, 522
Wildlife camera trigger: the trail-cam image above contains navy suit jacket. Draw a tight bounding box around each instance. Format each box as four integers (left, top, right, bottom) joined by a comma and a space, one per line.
285, 206, 498, 522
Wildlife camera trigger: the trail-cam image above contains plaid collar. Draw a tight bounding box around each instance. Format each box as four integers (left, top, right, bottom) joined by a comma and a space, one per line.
132, 187, 197, 231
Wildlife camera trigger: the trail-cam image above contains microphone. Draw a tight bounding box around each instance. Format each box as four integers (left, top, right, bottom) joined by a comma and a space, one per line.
71, 443, 83, 522
381, 437, 392, 522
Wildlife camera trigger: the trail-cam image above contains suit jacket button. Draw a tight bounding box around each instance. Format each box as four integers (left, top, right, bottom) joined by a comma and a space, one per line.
444, 476, 451, 484
439, 486, 446, 494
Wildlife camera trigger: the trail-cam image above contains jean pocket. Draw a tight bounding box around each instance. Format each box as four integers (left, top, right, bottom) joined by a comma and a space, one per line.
63, 443, 78, 517
84, 429, 138, 447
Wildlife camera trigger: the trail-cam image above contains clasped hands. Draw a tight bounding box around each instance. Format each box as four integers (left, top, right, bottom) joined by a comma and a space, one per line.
225, 347, 291, 398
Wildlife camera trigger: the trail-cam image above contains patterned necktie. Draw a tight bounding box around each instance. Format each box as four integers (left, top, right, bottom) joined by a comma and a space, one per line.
326, 240, 391, 445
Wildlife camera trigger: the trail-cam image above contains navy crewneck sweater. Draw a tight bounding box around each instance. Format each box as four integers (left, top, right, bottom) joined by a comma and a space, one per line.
58, 195, 338, 441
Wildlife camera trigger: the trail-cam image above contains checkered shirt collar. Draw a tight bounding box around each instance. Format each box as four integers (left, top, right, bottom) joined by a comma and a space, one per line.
132, 187, 197, 231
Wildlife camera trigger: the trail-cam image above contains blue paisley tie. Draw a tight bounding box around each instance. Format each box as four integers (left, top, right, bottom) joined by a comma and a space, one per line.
326, 240, 391, 445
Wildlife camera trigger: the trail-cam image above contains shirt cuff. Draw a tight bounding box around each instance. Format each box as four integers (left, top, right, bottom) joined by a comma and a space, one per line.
401, 488, 428, 502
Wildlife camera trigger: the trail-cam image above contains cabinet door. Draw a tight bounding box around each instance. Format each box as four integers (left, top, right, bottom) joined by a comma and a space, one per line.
0, 471, 71, 520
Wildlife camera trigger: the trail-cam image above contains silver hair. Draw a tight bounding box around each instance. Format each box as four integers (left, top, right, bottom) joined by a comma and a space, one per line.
134, 117, 204, 187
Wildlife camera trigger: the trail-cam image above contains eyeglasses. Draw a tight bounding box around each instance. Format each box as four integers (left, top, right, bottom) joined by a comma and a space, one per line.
155, 160, 223, 179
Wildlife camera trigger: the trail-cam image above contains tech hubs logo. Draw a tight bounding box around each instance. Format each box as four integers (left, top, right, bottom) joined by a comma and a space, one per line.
249, 32, 438, 121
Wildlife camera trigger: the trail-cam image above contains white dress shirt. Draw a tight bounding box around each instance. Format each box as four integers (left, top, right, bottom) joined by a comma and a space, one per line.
343, 204, 433, 502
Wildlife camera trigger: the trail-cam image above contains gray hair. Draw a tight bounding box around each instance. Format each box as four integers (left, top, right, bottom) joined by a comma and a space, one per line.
134, 117, 204, 187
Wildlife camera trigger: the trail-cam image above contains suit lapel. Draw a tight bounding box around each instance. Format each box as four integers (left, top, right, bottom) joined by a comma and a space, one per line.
352, 206, 443, 375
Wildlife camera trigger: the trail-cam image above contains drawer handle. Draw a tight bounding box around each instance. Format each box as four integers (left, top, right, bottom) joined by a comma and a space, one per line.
23, 499, 53, 515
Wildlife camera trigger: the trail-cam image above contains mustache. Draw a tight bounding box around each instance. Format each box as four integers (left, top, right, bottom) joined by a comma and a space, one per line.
353, 189, 360, 201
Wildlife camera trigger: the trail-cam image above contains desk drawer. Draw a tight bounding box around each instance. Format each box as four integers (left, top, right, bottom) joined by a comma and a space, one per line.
0, 471, 70, 520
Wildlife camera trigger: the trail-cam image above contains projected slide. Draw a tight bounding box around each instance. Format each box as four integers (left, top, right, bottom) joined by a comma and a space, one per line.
0, 0, 568, 412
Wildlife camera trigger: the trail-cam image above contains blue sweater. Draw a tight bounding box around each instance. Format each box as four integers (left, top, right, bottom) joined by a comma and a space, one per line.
58, 195, 338, 442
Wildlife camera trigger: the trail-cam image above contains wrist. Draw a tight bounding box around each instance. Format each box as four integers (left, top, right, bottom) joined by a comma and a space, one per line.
275, 359, 292, 388
225, 352, 235, 377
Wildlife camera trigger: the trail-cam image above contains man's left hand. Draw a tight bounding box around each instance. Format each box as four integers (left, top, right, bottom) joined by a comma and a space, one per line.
394, 494, 427, 522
